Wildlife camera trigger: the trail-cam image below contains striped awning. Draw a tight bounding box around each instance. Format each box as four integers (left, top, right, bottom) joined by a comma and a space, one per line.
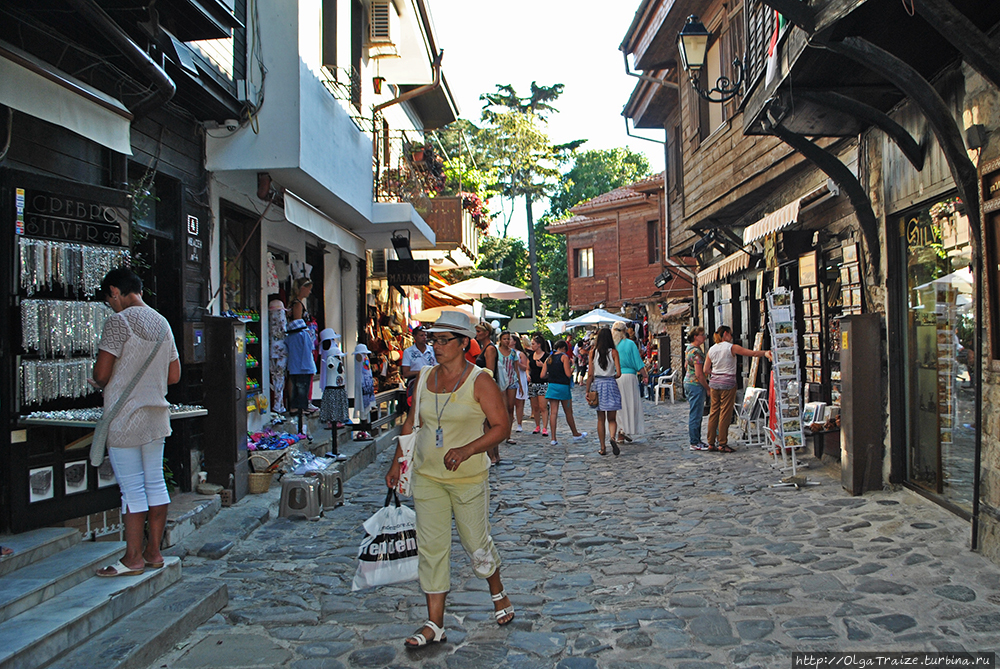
743, 198, 802, 244
696, 249, 752, 287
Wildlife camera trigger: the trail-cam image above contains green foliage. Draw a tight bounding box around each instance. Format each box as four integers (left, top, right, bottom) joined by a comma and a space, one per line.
479, 84, 583, 236
475, 235, 528, 288
531, 148, 652, 320
534, 212, 568, 319
548, 148, 651, 218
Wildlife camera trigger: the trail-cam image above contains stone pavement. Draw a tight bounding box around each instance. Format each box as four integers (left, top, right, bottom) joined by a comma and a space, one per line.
150, 388, 1000, 669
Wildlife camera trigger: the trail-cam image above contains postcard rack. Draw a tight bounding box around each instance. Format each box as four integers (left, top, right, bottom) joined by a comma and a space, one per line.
767, 288, 805, 476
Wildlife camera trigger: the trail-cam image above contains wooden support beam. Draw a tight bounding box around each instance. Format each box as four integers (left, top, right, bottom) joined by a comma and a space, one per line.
793, 90, 925, 170
768, 122, 882, 279
825, 37, 982, 248
914, 0, 1000, 93
758, 0, 816, 33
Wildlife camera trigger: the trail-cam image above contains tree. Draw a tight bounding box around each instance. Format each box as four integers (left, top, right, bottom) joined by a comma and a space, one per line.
535, 148, 652, 319
480, 83, 583, 318
547, 148, 651, 218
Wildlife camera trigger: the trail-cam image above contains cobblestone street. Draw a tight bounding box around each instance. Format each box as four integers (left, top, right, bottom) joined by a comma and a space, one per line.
154, 389, 1000, 669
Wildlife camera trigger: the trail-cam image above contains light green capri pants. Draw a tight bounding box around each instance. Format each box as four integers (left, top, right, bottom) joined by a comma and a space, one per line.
412, 473, 502, 593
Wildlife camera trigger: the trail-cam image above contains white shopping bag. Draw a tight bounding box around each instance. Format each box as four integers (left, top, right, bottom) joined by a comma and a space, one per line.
351, 488, 419, 591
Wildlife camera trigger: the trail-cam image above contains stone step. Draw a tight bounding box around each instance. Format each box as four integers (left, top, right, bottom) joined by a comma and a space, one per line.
0, 557, 181, 669
43, 579, 227, 669
0, 528, 80, 578
0, 540, 125, 623
163, 493, 222, 548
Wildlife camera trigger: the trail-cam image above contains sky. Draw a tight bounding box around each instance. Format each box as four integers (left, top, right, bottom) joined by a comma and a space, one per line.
426, 0, 666, 241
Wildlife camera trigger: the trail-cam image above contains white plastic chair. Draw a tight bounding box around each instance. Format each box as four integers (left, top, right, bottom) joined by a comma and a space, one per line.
654, 370, 677, 404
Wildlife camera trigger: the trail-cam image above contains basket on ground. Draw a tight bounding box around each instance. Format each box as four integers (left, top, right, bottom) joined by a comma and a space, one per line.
248, 454, 275, 494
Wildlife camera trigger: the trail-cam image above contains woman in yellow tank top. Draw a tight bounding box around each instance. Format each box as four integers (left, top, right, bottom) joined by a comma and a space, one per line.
385, 312, 515, 648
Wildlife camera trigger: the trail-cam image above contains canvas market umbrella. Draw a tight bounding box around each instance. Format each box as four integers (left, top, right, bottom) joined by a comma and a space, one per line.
444, 277, 528, 301
565, 308, 629, 329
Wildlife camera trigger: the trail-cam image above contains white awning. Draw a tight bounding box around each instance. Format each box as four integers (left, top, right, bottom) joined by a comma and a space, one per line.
0, 42, 132, 154
743, 198, 801, 245
283, 190, 366, 258
697, 249, 752, 287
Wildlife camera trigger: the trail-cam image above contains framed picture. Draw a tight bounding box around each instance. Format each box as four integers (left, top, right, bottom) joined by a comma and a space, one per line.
64, 461, 88, 495
843, 243, 858, 263
97, 459, 117, 489
798, 251, 818, 286
804, 318, 813, 334
775, 321, 794, 334
851, 288, 862, 308
813, 318, 822, 334
29, 466, 54, 503
803, 302, 812, 317
841, 266, 851, 285
849, 264, 861, 285
843, 288, 854, 307
756, 270, 766, 300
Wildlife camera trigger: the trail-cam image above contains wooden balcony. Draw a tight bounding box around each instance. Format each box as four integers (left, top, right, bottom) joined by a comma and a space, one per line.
416, 196, 480, 260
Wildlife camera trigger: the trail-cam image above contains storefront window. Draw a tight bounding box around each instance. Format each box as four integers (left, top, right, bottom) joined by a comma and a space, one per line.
900, 196, 974, 512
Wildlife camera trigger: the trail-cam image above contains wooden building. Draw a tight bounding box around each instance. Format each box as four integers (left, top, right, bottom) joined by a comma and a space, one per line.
547, 174, 697, 370
621, 0, 1000, 564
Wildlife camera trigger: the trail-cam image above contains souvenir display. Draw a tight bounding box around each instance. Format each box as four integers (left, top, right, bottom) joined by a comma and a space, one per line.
768, 288, 804, 451
18, 237, 130, 297
800, 281, 823, 390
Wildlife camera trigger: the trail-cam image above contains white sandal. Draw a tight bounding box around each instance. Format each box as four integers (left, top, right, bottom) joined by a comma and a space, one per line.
491, 590, 515, 626
404, 620, 446, 647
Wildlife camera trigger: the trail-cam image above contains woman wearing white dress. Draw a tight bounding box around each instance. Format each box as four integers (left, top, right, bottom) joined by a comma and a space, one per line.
612, 321, 646, 443
512, 335, 529, 433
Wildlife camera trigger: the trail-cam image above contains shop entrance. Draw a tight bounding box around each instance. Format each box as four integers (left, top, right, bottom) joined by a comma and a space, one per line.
898, 195, 975, 514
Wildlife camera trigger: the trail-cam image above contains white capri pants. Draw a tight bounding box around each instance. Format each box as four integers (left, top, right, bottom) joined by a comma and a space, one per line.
107, 438, 171, 514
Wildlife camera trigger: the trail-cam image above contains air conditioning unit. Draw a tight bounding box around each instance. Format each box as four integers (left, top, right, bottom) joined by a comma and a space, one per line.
370, 249, 387, 276
367, 0, 399, 57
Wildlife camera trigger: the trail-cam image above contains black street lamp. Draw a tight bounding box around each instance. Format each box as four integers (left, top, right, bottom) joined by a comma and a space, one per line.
677, 15, 744, 103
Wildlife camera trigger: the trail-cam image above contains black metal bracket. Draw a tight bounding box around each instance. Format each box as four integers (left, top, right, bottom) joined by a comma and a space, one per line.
914, 0, 1000, 93
824, 36, 981, 248
766, 119, 882, 280
791, 90, 925, 170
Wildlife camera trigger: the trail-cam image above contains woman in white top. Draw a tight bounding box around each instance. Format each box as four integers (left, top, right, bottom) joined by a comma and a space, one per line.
91, 269, 180, 577
497, 331, 520, 445
702, 325, 771, 452
585, 327, 622, 456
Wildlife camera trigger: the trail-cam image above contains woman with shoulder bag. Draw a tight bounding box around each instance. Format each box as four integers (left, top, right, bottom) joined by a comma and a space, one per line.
90, 269, 180, 577
586, 327, 622, 456
384, 312, 515, 648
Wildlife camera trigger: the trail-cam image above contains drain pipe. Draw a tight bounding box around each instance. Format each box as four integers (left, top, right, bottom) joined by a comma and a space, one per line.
373, 50, 443, 115
65, 0, 175, 120
622, 52, 679, 90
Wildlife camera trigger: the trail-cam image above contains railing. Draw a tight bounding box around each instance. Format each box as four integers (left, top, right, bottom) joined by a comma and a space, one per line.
372, 130, 442, 204
320, 66, 373, 133
357, 388, 407, 431
744, 0, 780, 96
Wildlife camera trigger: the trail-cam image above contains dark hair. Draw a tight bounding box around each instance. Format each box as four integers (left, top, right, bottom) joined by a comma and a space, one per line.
553, 339, 568, 352
511, 335, 525, 354
532, 334, 550, 353
714, 325, 732, 344
595, 327, 614, 369
687, 326, 705, 343
100, 268, 142, 297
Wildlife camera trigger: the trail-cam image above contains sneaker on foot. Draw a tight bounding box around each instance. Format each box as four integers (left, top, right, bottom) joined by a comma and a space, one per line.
572, 432, 587, 441
550, 440, 558, 446
690, 442, 709, 451
532, 427, 541, 434
542, 430, 549, 437
335, 453, 348, 461
515, 424, 523, 432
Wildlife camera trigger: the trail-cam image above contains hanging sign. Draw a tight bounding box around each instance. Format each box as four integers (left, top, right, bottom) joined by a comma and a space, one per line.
387, 259, 430, 286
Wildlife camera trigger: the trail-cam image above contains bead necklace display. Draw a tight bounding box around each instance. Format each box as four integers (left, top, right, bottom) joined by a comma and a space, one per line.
18, 237, 130, 297
21, 299, 112, 357
23, 404, 206, 423
20, 358, 97, 405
